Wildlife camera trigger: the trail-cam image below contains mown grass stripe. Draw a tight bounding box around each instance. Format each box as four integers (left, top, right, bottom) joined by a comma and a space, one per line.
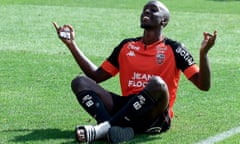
196, 126, 240, 144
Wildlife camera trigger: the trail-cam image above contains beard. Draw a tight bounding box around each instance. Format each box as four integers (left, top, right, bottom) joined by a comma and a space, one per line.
140, 23, 154, 30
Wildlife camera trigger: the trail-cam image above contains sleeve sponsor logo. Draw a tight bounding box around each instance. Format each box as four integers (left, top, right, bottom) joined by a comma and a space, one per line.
175, 46, 194, 65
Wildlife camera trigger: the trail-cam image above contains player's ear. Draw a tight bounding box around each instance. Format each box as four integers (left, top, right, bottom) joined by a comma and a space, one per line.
161, 18, 168, 27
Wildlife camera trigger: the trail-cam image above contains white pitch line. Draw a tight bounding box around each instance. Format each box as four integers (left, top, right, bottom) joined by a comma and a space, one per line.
196, 126, 240, 144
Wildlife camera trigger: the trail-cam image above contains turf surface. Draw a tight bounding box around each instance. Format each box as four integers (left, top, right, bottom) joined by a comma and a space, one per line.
0, 0, 239, 143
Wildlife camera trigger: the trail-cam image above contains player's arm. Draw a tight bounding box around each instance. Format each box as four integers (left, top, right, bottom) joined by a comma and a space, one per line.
189, 31, 217, 91
53, 22, 112, 83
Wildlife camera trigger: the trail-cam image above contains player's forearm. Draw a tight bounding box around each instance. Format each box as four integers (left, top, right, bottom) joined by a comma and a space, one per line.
198, 52, 211, 91
65, 41, 98, 78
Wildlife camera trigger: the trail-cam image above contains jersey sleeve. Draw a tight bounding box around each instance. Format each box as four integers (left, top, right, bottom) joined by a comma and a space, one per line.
100, 38, 132, 76
100, 46, 120, 76
166, 38, 199, 79
101, 60, 118, 76
183, 64, 199, 79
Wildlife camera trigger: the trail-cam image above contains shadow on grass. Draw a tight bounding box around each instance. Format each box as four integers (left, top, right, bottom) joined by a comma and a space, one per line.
130, 134, 164, 143
8, 128, 75, 143
7, 128, 162, 143
6, 128, 116, 143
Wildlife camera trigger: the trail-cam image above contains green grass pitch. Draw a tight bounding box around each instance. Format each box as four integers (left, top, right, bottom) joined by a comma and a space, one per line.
0, 0, 239, 143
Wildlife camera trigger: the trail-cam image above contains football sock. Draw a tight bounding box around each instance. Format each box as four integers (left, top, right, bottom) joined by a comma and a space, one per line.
76, 90, 111, 123
109, 90, 156, 126
94, 121, 111, 139
108, 126, 134, 143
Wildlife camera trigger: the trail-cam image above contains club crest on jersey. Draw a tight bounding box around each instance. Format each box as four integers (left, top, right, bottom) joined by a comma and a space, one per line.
156, 45, 166, 64
156, 53, 165, 64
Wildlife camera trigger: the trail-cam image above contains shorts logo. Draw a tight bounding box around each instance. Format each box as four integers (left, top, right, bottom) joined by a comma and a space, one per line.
82, 94, 94, 107
133, 95, 146, 110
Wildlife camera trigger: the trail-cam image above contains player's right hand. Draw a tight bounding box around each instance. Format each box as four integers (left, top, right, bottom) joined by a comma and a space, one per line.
53, 21, 75, 45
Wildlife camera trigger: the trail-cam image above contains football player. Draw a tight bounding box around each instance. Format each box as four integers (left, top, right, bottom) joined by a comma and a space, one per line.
53, 0, 217, 143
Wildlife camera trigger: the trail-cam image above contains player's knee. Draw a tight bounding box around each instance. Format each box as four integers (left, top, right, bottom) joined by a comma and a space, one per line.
71, 76, 89, 94
145, 76, 169, 104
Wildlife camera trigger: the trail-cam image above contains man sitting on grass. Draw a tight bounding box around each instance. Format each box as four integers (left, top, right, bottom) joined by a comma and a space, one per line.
53, 0, 217, 143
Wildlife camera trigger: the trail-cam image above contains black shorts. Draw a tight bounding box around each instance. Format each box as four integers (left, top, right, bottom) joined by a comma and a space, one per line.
110, 92, 171, 134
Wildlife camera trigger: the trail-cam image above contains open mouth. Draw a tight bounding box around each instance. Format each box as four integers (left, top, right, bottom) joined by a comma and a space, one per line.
143, 16, 150, 21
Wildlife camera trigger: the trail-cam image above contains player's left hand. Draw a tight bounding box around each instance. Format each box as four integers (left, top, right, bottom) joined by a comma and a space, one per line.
200, 30, 217, 54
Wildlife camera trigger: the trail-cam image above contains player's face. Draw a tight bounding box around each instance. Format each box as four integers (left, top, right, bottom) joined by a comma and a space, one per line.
140, 1, 164, 30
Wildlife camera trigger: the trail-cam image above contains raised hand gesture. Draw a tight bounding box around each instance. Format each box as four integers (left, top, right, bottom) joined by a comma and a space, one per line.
200, 30, 217, 54
53, 21, 75, 45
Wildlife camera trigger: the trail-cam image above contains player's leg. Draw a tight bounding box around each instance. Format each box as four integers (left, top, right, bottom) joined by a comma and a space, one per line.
109, 76, 169, 129
145, 107, 171, 134
107, 76, 169, 142
74, 93, 132, 143
74, 76, 169, 143
142, 76, 171, 134
140, 75, 170, 125
71, 75, 115, 123
71, 76, 116, 143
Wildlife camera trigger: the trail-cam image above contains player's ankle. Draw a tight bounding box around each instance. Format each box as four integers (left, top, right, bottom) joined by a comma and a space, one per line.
94, 121, 111, 139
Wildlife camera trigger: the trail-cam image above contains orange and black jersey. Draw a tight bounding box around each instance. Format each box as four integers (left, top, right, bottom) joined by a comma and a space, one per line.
101, 37, 199, 118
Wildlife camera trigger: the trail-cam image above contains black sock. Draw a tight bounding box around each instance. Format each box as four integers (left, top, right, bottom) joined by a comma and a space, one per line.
76, 90, 111, 123
109, 90, 156, 126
